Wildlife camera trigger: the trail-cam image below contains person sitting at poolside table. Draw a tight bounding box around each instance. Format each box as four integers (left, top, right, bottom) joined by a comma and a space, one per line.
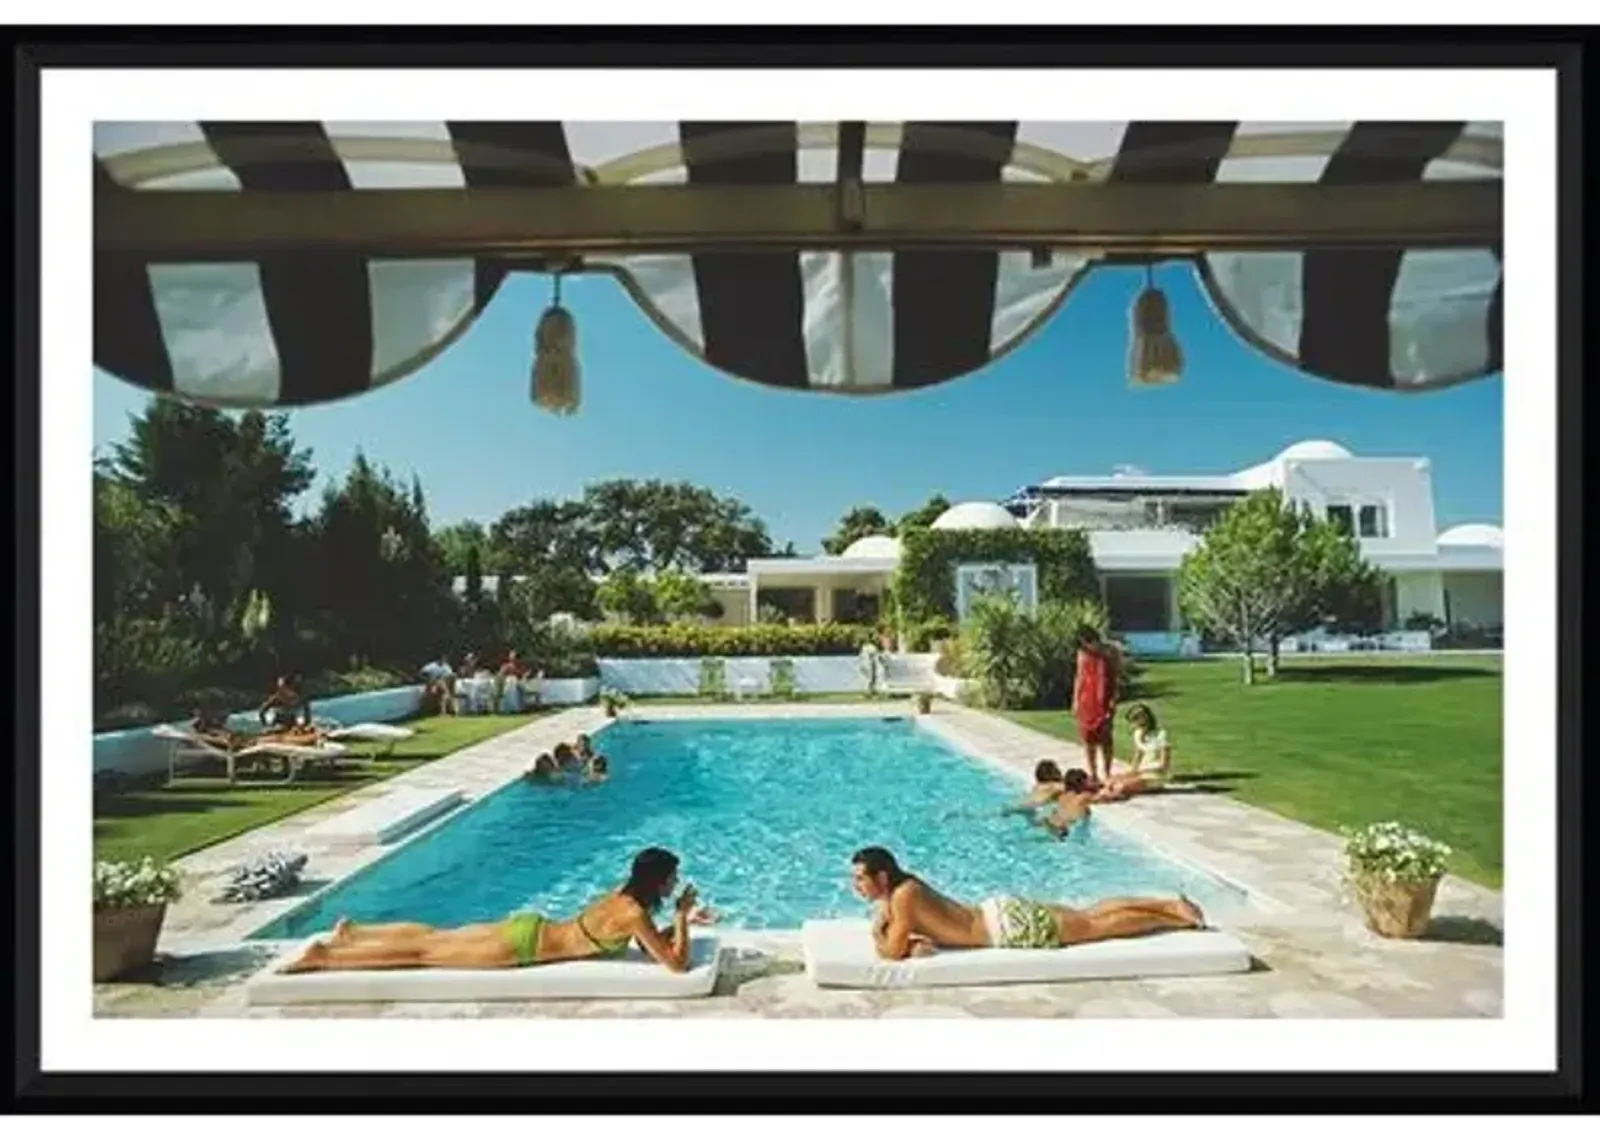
583, 754, 610, 783
1096, 703, 1174, 801
259, 674, 312, 729
1039, 768, 1100, 839
524, 753, 559, 783
849, 845, 1204, 960
281, 847, 717, 975
1001, 760, 1066, 817
420, 653, 457, 716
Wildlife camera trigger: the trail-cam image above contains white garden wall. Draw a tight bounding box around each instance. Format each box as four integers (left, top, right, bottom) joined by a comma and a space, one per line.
598, 654, 943, 697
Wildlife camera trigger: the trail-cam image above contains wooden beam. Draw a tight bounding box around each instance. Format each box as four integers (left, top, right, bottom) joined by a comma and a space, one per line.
96, 180, 1502, 261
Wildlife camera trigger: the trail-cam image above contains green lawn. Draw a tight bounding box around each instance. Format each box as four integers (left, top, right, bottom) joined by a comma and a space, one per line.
1002, 655, 1504, 887
94, 713, 546, 864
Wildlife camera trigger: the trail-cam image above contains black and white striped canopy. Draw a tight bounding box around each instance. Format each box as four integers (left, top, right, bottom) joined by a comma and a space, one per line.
94, 120, 1503, 408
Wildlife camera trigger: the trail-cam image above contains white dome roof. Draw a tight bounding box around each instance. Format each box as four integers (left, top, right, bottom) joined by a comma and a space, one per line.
841, 534, 902, 559
1438, 523, 1504, 548
931, 502, 1020, 531
1277, 439, 1354, 462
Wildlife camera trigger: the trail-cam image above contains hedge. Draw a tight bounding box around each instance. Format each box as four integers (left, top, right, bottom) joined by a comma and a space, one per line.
894, 528, 1100, 626
587, 623, 877, 659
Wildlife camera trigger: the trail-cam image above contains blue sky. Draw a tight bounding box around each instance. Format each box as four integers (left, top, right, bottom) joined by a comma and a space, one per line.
93, 264, 1503, 554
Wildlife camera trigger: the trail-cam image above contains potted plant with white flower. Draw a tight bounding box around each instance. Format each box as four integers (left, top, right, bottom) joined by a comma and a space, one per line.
93, 856, 182, 981
1340, 821, 1453, 939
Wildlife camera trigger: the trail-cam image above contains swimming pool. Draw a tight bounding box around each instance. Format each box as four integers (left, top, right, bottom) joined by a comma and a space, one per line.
254, 717, 1250, 937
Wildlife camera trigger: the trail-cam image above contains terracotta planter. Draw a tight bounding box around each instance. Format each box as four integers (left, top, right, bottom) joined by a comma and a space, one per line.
1352, 873, 1440, 939
93, 903, 168, 982
913, 694, 933, 715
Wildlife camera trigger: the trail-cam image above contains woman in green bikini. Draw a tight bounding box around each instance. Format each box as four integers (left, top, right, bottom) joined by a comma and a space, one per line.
281, 847, 715, 975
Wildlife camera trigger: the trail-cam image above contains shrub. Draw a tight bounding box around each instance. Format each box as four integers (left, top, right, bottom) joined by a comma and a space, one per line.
217, 851, 308, 903
1403, 611, 1445, 633
1341, 821, 1453, 885
905, 618, 956, 652
587, 623, 875, 659
934, 636, 967, 678
698, 657, 729, 700
894, 527, 1099, 626
960, 595, 1118, 711
769, 658, 798, 699
94, 857, 182, 910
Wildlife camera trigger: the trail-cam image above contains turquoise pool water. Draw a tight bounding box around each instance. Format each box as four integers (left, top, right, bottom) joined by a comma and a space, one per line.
255, 717, 1249, 937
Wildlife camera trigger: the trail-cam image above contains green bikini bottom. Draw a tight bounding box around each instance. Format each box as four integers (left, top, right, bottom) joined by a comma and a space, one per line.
502, 912, 547, 966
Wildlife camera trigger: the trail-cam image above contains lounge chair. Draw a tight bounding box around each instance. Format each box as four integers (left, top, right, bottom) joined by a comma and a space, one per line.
246, 933, 725, 1005
316, 720, 417, 760
800, 918, 1252, 990
151, 724, 351, 786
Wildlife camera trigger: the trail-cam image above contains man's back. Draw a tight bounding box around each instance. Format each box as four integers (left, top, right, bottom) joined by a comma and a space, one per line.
893, 878, 987, 950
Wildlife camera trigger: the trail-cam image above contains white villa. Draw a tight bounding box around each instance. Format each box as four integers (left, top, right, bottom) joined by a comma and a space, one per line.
729, 440, 1503, 654
462, 441, 1502, 655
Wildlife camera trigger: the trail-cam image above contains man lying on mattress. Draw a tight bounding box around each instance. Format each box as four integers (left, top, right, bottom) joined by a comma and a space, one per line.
849, 846, 1205, 959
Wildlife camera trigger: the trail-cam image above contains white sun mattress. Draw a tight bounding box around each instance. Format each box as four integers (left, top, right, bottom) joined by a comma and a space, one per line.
801, 918, 1253, 989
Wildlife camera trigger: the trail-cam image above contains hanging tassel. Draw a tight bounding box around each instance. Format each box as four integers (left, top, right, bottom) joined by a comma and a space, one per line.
531, 274, 581, 415
1128, 265, 1183, 386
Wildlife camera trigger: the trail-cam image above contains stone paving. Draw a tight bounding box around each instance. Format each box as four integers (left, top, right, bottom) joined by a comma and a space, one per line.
94, 701, 1502, 1019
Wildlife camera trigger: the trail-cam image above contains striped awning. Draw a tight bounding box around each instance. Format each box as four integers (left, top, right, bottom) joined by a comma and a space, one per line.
93, 120, 1503, 408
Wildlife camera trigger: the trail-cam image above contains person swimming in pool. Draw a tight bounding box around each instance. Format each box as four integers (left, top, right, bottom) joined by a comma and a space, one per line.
583, 754, 610, 783
553, 742, 580, 771
1001, 760, 1066, 817
524, 753, 559, 782
280, 847, 718, 975
849, 845, 1203, 960
574, 734, 595, 761
1039, 767, 1100, 839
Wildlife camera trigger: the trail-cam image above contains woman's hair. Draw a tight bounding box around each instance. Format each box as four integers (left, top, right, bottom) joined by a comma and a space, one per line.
576, 733, 591, 748
622, 847, 679, 910
1061, 768, 1093, 793
553, 742, 575, 761
1075, 624, 1102, 649
1125, 703, 1158, 731
532, 752, 555, 773
591, 755, 609, 774
1034, 759, 1063, 783
851, 846, 911, 888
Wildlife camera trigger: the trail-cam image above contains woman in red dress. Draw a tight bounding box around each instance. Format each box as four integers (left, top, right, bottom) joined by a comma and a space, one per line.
1072, 625, 1120, 788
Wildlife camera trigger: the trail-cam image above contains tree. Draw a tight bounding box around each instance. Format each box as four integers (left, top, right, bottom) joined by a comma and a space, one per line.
308, 452, 454, 668
1178, 489, 1380, 684
595, 567, 661, 624
578, 479, 772, 572
653, 567, 716, 622
822, 505, 893, 555
93, 467, 186, 622
897, 494, 952, 534
435, 521, 490, 576
107, 400, 314, 636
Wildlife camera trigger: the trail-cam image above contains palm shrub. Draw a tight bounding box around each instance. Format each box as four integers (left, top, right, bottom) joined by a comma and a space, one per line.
1031, 598, 1111, 708
962, 595, 1043, 709
697, 657, 729, 700
961, 595, 1117, 710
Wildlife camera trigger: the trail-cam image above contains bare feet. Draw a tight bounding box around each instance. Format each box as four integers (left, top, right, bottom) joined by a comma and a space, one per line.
281, 940, 327, 974
1176, 895, 1207, 929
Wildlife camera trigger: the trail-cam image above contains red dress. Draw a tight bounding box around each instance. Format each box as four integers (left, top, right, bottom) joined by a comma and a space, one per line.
1074, 648, 1114, 743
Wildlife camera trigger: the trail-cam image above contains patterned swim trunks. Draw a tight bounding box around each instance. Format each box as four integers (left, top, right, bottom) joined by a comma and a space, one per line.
980, 896, 1062, 949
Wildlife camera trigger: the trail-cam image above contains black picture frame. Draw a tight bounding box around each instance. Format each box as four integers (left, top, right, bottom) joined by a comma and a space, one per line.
8, 25, 1589, 1114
